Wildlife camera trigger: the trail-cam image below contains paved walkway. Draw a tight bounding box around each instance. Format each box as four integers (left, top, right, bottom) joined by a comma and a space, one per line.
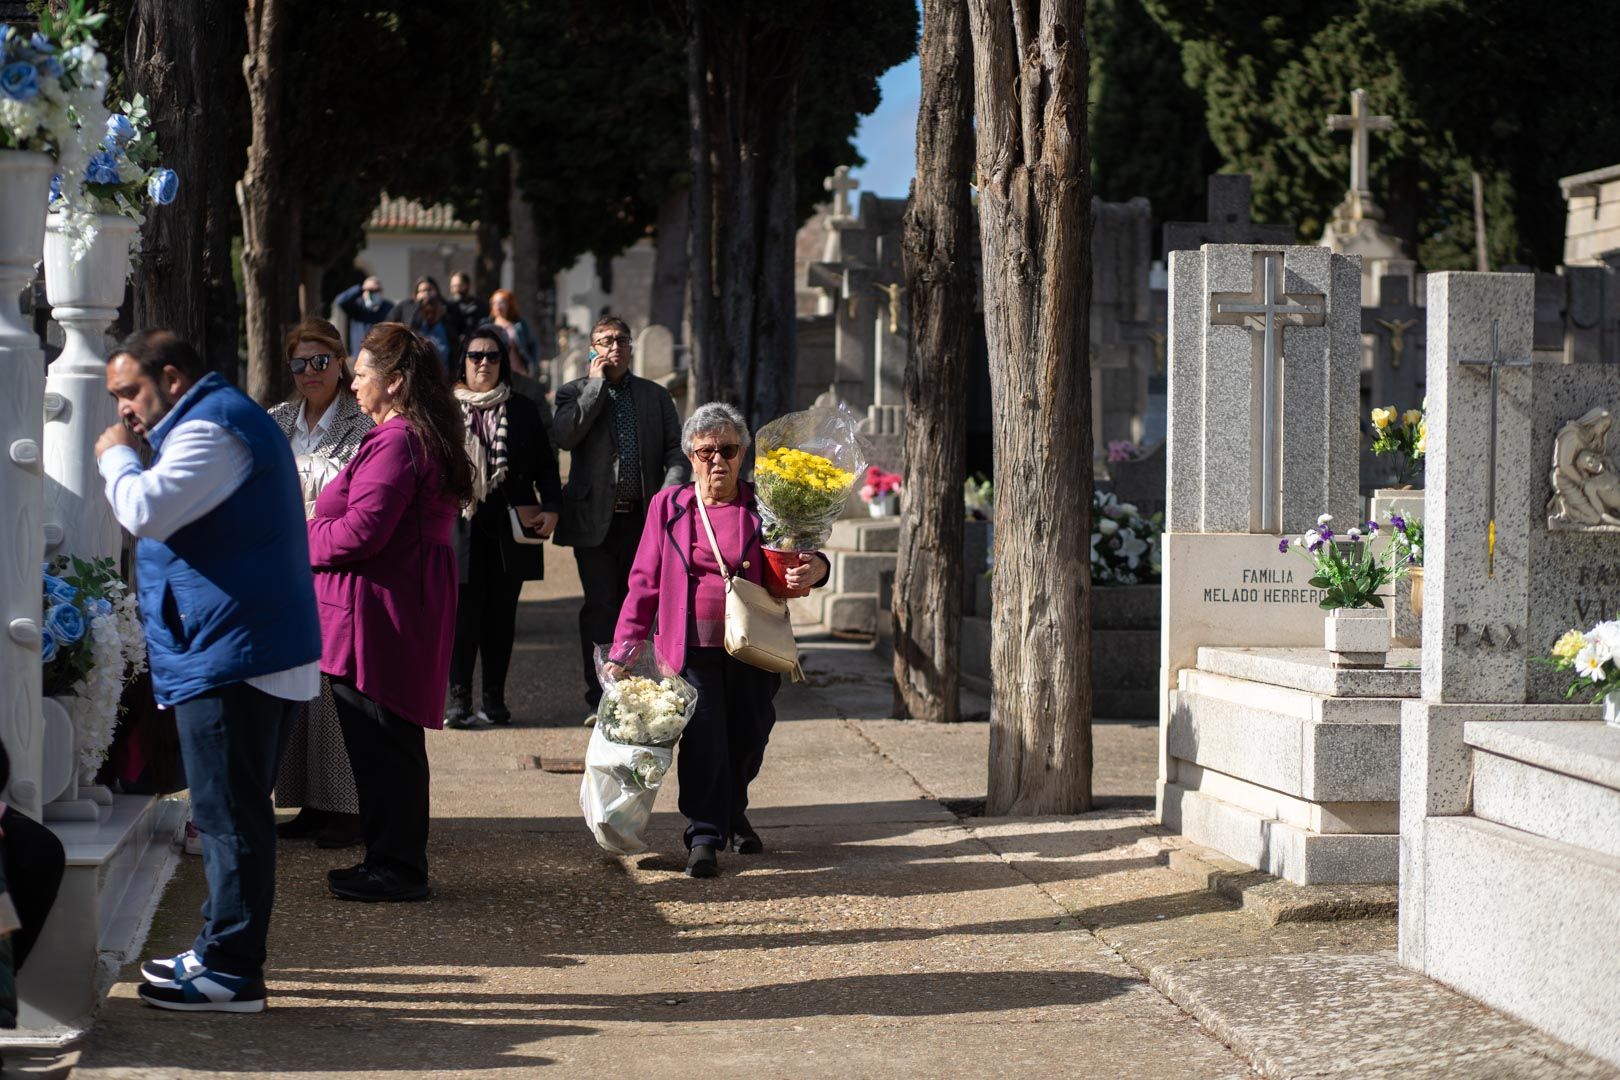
22, 561, 1618, 1078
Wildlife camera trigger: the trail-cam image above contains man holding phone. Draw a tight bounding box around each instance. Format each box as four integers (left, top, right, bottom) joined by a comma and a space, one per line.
333, 276, 392, 355
551, 315, 689, 712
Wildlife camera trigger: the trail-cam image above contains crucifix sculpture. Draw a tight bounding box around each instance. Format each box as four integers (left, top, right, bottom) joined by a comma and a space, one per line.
824, 165, 859, 221
1210, 253, 1327, 532
1326, 88, 1394, 198
1460, 319, 1533, 576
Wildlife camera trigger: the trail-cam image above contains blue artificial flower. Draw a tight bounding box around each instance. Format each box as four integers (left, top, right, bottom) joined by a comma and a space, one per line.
90, 596, 112, 617
41, 55, 61, 79
85, 149, 123, 186
0, 60, 40, 101
105, 113, 136, 148
46, 600, 85, 646
148, 167, 179, 206
42, 573, 76, 604
1390, 513, 1406, 532
1319, 525, 1335, 542
48, 172, 61, 204
40, 625, 58, 664
29, 31, 56, 54
1364, 519, 1380, 535
1277, 538, 1290, 554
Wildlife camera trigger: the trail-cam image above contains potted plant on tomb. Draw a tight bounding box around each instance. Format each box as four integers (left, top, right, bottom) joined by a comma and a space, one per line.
1280, 514, 1411, 668
1390, 514, 1424, 619
40, 557, 147, 818
860, 466, 903, 517
1549, 622, 1620, 726
1370, 403, 1426, 488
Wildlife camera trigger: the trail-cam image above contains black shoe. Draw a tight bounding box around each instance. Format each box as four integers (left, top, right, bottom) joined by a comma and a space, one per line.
729, 830, 764, 855
445, 688, 475, 728
483, 702, 511, 726
276, 808, 325, 839
328, 865, 432, 902
326, 862, 372, 886
686, 844, 720, 879
314, 813, 362, 849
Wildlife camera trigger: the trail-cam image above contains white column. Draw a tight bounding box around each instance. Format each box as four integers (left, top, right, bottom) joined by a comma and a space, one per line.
0, 151, 56, 820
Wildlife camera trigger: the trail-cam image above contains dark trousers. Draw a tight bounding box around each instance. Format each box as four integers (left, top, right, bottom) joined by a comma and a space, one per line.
574, 509, 646, 707
173, 681, 295, 980
331, 680, 430, 885
1, 807, 65, 972
450, 530, 523, 708
677, 647, 781, 850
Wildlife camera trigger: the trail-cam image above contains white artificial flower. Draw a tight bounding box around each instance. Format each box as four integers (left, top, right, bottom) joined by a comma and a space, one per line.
1575, 646, 1608, 684
1347, 527, 1362, 542
1118, 532, 1148, 568
1098, 518, 1119, 536
1304, 529, 1321, 549
1317, 514, 1333, 526
1118, 503, 1139, 516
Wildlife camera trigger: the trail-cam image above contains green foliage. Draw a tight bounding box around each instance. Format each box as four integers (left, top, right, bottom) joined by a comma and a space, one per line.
1140, 0, 1620, 270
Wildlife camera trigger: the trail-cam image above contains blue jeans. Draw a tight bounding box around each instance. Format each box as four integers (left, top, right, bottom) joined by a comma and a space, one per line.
677, 648, 781, 850
174, 681, 295, 981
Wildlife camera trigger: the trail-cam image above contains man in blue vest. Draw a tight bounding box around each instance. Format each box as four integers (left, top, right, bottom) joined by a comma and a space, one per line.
94, 330, 321, 1013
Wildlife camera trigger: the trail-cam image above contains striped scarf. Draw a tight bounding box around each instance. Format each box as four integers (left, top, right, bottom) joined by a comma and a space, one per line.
454, 383, 511, 518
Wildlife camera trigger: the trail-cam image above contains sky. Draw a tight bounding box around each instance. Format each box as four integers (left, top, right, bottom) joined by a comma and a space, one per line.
850, 57, 922, 200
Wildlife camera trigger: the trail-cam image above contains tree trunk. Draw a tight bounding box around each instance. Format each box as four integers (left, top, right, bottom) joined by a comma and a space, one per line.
650, 188, 690, 338
967, 0, 1093, 814
240, 0, 293, 405
475, 150, 510, 299
893, 0, 974, 724
126, 0, 244, 374
507, 152, 546, 345
686, 0, 720, 402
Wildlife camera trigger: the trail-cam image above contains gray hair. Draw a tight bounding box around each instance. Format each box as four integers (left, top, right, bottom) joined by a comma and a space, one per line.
682, 402, 751, 454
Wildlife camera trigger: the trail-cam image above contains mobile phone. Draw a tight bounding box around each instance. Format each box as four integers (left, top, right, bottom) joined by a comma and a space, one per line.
589, 349, 599, 362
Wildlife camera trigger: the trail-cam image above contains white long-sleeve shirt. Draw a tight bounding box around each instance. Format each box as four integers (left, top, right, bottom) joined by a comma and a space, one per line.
99, 393, 318, 702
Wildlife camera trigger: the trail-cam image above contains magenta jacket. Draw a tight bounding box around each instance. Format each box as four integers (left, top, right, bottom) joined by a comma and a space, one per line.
613, 482, 828, 673
308, 417, 459, 729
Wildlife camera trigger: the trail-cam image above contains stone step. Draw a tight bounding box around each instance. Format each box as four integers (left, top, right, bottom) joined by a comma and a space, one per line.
827, 518, 900, 552
831, 549, 897, 595
1195, 646, 1421, 699
1413, 816, 1620, 1066
1178, 668, 1406, 724
18, 792, 187, 1036
823, 592, 879, 636
1466, 720, 1620, 860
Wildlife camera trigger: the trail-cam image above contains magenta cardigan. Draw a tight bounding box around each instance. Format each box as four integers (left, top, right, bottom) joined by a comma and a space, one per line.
613, 482, 828, 673
308, 417, 459, 729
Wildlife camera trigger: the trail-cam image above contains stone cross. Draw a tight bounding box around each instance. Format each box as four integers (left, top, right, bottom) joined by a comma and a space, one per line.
1163, 174, 1296, 255
1421, 273, 1535, 703
1326, 89, 1394, 198
1361, 274, 1426, 409
1210, 252, 1328, 531
825, 165, 859, 221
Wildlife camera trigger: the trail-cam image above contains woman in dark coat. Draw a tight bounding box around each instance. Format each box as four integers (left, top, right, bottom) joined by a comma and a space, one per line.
447, 324, 564, 726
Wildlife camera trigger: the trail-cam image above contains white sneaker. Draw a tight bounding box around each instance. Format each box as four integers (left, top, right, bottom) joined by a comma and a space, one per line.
182, 821, 203, 856
141, 949, 203, 985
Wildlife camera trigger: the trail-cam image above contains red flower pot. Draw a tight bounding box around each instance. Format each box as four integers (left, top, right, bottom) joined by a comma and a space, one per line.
762, 547, 812, 598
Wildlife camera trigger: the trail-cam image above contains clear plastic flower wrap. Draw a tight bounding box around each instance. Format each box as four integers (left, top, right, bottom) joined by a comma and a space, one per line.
579, 642, 699, 855
753, 404, 869, 551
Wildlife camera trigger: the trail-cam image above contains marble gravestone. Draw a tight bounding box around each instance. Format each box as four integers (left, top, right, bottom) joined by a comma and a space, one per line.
1400, 272, 1620, 1067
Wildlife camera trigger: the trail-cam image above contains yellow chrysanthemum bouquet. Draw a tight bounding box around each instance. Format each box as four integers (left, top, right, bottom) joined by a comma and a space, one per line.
752, 405, 868, 596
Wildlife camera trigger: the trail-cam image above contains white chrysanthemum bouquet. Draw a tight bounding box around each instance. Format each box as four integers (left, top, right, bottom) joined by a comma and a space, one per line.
1550, 620, 1620, 703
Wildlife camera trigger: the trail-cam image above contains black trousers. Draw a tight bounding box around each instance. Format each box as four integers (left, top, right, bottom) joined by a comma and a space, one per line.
173, 681, 294, 979
677, 647, 781, 850
331, 680, 430, 885
450, 529, 524, 708
1, 807, 64, 972
573, 509, 646, 708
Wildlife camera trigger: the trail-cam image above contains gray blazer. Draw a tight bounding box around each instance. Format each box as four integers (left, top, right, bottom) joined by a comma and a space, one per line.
269, 392, 373, 464
551, 372, 689, 548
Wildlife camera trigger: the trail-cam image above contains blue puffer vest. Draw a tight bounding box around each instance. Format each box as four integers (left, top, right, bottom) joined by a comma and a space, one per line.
134, 373, 322, 705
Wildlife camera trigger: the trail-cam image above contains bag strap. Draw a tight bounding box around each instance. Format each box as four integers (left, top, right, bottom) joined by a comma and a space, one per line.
691, 482, 733, 584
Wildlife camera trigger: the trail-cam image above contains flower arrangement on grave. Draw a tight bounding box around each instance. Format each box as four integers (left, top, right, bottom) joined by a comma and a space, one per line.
752, 405, 866, 595
0, 5, 108, 163
964, 474, 993, 521
1389, 513, 1423, 568
1106, 440, 1141, 464
41, 555, 147, 776
1549, 621, 1620, 703
858, 466, 903, 505
1370, 403, 1426, 486
1279, 513, 1411, 609
51, 94, 178, 260
1091, 491, 1162, 586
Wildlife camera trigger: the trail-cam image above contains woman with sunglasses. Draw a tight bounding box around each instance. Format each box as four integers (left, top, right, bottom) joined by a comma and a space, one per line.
268, 318, 374, 849
607, 402, 829, 878
446, 324, 563, 727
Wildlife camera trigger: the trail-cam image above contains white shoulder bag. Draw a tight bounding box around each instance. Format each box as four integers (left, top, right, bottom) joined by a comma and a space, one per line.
692, 484, 804, 681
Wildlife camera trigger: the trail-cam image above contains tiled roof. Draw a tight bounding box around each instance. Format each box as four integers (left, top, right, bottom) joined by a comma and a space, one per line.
366, 194, 474, 232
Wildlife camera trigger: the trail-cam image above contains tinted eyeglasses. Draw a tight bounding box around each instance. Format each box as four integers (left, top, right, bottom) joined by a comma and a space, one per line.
288, 354, 334, 374
465, 350, 502, 364
693, 443, 741, 462
592, 334, 631, 349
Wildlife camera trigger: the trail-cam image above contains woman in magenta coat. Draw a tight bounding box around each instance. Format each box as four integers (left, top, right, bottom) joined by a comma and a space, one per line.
610, 402, 829, 879
308, 323, 472, 902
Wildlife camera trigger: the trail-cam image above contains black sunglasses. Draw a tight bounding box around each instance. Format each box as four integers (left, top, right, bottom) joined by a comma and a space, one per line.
288, 354, 333, 374
693, 443, 741, 462
465, 350, 502, 364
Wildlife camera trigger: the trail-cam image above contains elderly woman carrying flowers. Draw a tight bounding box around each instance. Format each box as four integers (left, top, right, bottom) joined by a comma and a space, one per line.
607, 402, 831, 878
